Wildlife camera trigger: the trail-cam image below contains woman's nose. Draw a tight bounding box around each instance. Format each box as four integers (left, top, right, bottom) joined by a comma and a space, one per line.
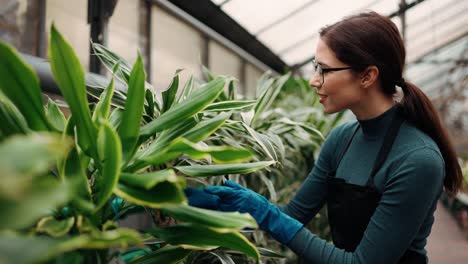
309, 73, 321, 88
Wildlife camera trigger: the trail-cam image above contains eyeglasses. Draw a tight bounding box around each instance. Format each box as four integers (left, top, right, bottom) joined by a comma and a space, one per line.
311, 60, 353, 86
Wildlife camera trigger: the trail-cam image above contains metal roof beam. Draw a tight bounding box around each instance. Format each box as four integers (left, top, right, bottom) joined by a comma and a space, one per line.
160, 0, 288, 73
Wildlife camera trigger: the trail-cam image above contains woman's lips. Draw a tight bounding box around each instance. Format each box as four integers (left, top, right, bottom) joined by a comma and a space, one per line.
318, 93, 327, 103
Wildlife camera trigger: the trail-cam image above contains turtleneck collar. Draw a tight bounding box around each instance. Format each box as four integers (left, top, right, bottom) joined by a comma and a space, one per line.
357, 104, 399, 138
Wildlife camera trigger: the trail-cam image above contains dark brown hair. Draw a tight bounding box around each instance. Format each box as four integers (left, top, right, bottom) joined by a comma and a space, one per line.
320, 11, 462, 195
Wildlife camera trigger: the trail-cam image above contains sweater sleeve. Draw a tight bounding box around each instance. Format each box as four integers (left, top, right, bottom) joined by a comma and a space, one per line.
286, 147, 445, 264
281, 124, 347, 224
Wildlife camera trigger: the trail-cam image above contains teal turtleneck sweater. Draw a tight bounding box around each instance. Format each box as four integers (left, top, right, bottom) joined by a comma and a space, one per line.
282, 105, 445, 263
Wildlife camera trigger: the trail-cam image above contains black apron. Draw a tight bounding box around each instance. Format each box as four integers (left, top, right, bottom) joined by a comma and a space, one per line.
326, 112, 427, 264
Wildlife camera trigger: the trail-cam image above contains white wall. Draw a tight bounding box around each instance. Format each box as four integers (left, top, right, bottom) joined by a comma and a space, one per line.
151, 4, 203, 92
245, 63, 264, 98
45, 0, 89, 68
43, 1, 267, 98
209, 40, 241, 79
108, 0, 140, 66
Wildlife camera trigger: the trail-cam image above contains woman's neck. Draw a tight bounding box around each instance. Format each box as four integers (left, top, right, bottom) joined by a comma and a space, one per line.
352, 93, 395, 120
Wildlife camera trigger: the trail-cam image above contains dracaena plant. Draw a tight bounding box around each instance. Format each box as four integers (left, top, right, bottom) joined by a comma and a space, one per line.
0, 24, 281, 264
187, 68, 345, 263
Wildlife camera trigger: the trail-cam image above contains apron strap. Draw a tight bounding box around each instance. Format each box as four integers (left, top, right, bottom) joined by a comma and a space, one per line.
327, 123, 360, 178
366, 112, 405, 186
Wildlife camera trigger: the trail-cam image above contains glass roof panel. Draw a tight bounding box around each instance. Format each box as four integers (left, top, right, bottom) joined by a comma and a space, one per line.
210, 0, 467, 89
282, 36, 319, 65
405, 0, 468, 62
257, 0, 385, 52
220, 0, 312, 34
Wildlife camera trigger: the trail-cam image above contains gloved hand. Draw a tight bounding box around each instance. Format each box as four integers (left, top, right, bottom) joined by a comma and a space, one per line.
111, 196, 124, 216
184, 187, 220, 210
205, 180, 303, 244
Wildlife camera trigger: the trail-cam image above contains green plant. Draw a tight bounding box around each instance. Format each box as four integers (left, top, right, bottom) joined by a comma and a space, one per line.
177, 68, 345, 263
0, 24, 282, 264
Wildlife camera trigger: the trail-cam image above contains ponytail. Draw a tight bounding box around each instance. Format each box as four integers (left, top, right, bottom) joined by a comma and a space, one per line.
398, 80, 462, 195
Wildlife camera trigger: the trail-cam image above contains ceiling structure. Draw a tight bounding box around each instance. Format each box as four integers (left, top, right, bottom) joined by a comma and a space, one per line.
166, 0, 467, 148
210, 0, 467, 83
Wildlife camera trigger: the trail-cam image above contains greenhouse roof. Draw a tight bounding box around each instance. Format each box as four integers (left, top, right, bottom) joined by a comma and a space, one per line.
212, 0, 468, 82
162, 0, 467, 133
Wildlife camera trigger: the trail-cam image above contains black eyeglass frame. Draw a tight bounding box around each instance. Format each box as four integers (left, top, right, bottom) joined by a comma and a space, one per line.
312, 60, 353, 85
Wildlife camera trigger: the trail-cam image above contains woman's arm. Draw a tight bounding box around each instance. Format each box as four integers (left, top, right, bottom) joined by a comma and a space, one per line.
287, 147, 445, 263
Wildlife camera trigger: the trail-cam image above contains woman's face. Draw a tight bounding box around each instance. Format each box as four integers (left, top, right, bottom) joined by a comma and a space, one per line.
310, 38, 364, 114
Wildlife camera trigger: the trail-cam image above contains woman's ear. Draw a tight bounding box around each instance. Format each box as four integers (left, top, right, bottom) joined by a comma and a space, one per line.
360, 66, 379, 88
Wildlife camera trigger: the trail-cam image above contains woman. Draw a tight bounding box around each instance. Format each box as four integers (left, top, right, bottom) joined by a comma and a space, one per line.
185, 11, 462, 263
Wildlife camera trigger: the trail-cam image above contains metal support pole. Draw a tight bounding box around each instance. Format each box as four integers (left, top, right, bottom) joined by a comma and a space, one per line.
399, 0, 407, 74
37, 0, 46, 57
239, 59, 246, 97
140, 0, 152, 82
201, 34, 210, 68
87, 0, 118, 74
399, 0, 407, 46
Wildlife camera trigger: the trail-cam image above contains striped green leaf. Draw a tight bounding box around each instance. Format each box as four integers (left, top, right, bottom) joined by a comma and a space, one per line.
202, 65, 215, 82
0, 42, 52, 131
169, 138, 252, 163
176, 76, 194, 103
181, 112, 231, 143
204, 100, 257, 112
36, 216, 75, 238
92, 43, 131, 84
174, 161, 275, 177
163, 205, 257, 230
0, 91, 29, 137
137, 138, 252, 169
114, 181, 186, 208
258, 247, 285, 258
119, 169, 177, 190
161, 72, 180, 113
139, 77, 226, 139
0, 133, 72, 179
252, 73, 290, 126
227, 79, 236, 100
144, 88, 156, 122
276, 117, 324, 141
94, 122, 122, 211
141, 117, 197, 154
148, 224, 259, 260
46, 99, 66, 132
92, 78, 115, 125
49, 24, 97, 157
128, 245, 191, 264
64, 147, 94, 214
118, 53, 146, 163
242, 123, 277, 161
128, 118, 198, 171
109, 108, 124, 131
0, 178, 72, 230
0, 229, 141, 264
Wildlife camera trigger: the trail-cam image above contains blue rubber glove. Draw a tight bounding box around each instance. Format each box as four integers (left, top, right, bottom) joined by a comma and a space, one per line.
205, 180, 303, 244
111, 196, 124, 216
184, 187, 220, 210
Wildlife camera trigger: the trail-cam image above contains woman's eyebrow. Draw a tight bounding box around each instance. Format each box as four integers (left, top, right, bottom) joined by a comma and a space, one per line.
316, 61, 330, 67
